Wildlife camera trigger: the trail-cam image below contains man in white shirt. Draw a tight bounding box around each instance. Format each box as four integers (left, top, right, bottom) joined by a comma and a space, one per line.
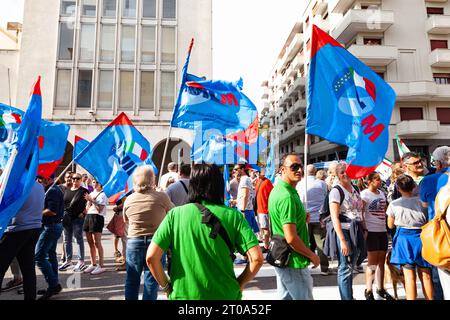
159, 162, 179, 191
166, 164, 191, 206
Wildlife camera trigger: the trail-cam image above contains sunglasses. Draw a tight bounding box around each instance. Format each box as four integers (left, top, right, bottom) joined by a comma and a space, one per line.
72, 177, 81, 180
285, 163, 303, 172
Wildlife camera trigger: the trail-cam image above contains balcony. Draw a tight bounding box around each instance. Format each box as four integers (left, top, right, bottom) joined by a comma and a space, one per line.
331, 9, 395, 44
396, 120, 440, 137
286, 34, 304, 62
329, 0, 355, 13
389, 81, 437, 101
261, 102, 269, 114
293, 98, 307, 114
429, 48, 450, 67
261, 87, 269, 100
279, 123, 305, 144
261, 116, 270, 127
292, 76, 306, 91
290, 54, 304, 73
426, 15, 450, 34
268, 110, 276, 119
347, 44, 398, 66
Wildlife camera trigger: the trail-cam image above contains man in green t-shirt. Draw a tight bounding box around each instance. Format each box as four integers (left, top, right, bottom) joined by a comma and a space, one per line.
146, 164, 263, 300
268, 153, 320, 300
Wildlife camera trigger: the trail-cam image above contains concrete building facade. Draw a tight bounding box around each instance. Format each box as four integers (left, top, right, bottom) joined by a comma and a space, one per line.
13, 0, 212, 175
260, 0, 450, 165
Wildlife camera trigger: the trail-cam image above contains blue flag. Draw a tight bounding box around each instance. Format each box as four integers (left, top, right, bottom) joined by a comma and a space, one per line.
170, 39, 259, 140
0, 77, 42, 238
306, 25, 396, 179
191, 127, 268, 165
73, 135, 89, 159
74, 112, 157, 201
0, 104, 69, 178
265, 146, 276, 183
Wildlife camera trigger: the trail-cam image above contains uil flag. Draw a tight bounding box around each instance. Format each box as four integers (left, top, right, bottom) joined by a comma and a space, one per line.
265, 146, 276, 184
223, 165, 231, 206
306, 25, 396, 179
74, 112, 157, 199
0, 77, 42, 237
395, 135, 410, 157
0, 104, 69, 178
170, 39, 259, 144
73, 135, 89, 159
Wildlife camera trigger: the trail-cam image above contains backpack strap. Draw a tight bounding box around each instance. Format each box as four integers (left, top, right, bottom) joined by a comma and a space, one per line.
179, 180, 188, 194
334, 185, 345, 206
194, 203, 236, 261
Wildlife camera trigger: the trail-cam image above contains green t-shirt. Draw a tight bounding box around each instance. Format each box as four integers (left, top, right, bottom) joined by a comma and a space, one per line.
152, 201, 259, 300
268, 180, 310, 269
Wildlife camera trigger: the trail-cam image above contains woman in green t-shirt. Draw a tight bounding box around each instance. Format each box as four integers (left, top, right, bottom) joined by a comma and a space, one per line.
146, 164, 263, 300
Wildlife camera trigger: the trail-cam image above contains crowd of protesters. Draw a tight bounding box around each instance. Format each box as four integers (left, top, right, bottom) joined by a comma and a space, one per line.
0, 146, 449, 301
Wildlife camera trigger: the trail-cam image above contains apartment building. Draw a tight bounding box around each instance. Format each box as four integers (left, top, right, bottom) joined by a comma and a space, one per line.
13, 0, 212, 174
0, 22, 21, 106
260, 0, 450, 164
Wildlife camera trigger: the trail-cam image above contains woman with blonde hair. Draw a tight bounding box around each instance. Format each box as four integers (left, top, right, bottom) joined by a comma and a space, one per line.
123, 166, 174, 300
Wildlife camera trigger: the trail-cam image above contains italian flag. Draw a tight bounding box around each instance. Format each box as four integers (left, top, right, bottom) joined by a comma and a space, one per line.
352, 68, 376, 102
395, 135, 410, 157
375, 157, 393, 182
124, 141, 148, 161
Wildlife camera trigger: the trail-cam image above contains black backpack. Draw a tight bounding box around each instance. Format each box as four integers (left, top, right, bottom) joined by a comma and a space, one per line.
319, 184, 361, 224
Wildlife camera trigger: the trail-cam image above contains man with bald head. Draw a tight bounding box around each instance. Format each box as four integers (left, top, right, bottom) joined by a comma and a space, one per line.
297, 164, 330, 275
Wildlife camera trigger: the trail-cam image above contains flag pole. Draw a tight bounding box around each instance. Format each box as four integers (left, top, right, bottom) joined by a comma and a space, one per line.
303, 134, 309, 214
158, 38, 195, 187
0, 148, 18, 204
158, 127, 173, 188
45, 159, 74, 196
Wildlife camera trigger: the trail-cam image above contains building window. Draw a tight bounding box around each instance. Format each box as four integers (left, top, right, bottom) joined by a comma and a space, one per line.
364, 38, 382, 45
81, 0, 96, 16
161, 27, 175, 63
123, 0, 136, 18
162, 0, 177, 19
143, 0, 157, 18
121, 25, 136, 62
437, 108, 450, 124
98, 70, 114, 109
100, 25, 115, 62
58, 22, 74, 60
79, 24, 95, 61
77, 70, 93, 109
55, 69, 71, 109
61, 0, 76, 15
160, 71, 175, 110
430, 40, 448, 51
141, 26, 156, 63
140, 71, 155, 110
376, 72, 385, 80
427, 7, 444, 16
119, 71, 134, 110
400, 107, 423, 121
434, 73, 450, 84
103, 0, 116, 17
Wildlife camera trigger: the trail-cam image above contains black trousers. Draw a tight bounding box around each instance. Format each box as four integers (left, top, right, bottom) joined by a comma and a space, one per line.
0, 228, 41, 300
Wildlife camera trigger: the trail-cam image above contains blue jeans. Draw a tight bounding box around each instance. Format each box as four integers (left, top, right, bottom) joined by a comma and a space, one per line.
274, 267, 314, 300
336, 229, 358, 300
35, 224, 63, 288
63, 217, 85, 262
125, 236, 165, 300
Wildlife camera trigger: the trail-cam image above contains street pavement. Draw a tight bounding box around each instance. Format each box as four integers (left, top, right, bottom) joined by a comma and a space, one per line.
0, 208, 424, 301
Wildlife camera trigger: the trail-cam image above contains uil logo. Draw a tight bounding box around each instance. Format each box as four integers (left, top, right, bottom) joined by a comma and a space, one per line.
333, 68, 377, 117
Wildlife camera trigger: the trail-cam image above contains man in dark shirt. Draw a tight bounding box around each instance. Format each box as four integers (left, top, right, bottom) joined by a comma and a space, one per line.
35, 174, 64, 300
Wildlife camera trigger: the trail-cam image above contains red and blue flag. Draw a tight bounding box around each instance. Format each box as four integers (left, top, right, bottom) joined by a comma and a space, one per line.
0, 77, 42, 237
74, 112, 157, 200
306, 25, 396, 179
0, 104, 69, 178
73, 135, 89, 159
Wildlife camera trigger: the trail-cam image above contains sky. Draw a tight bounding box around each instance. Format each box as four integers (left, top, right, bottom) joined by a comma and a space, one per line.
0, 0, 303, 111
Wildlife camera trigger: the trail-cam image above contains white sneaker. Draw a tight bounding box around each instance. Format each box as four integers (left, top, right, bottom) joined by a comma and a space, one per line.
83, 264, 97, 273
90, 265, 106, 275
73, 261, 86, 272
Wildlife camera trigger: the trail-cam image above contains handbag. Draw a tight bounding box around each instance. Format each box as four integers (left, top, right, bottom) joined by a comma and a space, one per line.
265, 235, 292, 268
107, 213, 126, 237
420, 187, 450, 269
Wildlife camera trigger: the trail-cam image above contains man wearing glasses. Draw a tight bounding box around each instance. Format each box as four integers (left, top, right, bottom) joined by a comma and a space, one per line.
401, 152, 426, 187
268, 153, 320, 300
